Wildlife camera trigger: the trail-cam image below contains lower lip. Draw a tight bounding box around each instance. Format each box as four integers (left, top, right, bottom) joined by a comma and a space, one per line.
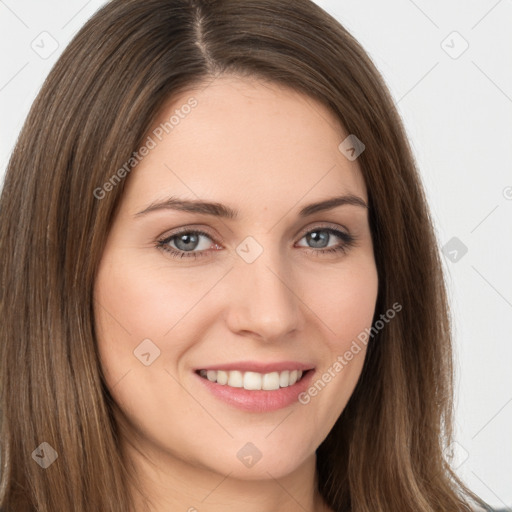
194, 370, 315, 412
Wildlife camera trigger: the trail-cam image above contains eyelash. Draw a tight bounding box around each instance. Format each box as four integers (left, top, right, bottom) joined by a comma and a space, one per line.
156, 226, 357, 260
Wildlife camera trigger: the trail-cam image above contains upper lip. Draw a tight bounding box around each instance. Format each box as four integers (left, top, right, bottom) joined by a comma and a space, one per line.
196, 361, 315, 373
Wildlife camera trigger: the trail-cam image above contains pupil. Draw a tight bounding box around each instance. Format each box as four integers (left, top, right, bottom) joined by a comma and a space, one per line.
176, 233, 198, 251
308, 230, 328, 248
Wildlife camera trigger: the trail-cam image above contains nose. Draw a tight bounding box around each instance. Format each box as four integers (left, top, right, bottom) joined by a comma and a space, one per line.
224, 242, 303, 342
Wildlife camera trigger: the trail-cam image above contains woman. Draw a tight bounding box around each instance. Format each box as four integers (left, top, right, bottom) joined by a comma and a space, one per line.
0, 0, 491, 510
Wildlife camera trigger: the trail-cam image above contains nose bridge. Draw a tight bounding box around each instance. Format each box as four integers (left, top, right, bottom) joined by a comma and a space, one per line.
226, 234, 301, 339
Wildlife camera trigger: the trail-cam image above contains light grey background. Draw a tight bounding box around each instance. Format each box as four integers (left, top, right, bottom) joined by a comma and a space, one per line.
1, 0, 511, 508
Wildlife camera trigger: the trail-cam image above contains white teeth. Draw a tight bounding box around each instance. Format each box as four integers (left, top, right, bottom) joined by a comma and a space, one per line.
227, 370, 243, 388
262, 372, 280, 390
243, 371, 262, 390
198, 369, 306, 390
216, 370, 228, 385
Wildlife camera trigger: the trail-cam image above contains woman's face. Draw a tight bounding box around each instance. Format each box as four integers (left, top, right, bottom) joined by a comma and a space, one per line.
94, 75, 378, 481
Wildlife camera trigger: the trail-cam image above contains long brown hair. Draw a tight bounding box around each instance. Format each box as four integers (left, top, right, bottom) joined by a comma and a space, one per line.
0, 0, 491, 510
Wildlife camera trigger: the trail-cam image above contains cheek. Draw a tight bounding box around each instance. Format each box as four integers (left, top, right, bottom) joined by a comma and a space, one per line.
93, 249, 231, 387
305, 254, 379, 349
94, 258, 197, 338
93, 252, 173, 386
92, 251, 210, 448
296, 257, 378, 431
94, 254, 202, 337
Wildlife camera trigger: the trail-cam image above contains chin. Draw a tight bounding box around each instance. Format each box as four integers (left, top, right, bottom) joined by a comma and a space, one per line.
196, 442, 314, 481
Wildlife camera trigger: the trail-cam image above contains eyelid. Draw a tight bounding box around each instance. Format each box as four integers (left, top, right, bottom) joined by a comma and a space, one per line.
294, 221, 350, 239
156, 222, 358, 261
157, 221, 351, 246
157, 224, 223, 242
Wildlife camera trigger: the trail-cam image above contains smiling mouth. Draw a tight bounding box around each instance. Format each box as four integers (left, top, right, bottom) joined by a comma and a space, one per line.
196, 369, 310, 391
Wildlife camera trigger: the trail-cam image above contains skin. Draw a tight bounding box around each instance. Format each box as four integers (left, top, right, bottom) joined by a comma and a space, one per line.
93, 75, 379, 512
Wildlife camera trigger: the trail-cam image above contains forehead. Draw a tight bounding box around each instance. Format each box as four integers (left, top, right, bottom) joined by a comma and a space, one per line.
122, 75, 367, 214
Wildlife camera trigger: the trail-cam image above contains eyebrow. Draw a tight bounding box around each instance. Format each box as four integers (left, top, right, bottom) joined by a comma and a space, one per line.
134, 194, 368, 219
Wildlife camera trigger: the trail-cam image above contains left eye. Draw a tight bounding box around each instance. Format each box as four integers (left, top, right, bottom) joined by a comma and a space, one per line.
163, 230, 215, 254
156, 227, 356, 259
